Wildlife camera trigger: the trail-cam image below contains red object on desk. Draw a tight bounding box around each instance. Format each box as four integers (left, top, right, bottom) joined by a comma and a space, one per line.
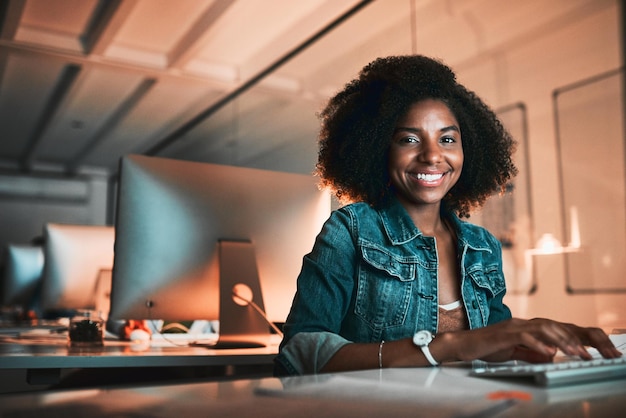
121, 320, 151, 340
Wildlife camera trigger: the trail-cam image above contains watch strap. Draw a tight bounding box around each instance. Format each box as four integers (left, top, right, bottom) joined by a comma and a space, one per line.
420, 345, 439, 366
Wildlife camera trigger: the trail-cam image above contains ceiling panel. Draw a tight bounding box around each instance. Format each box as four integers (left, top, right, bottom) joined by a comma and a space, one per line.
16, 0, 98, 52
36, 67, 147, 160
0, 53, 68, 159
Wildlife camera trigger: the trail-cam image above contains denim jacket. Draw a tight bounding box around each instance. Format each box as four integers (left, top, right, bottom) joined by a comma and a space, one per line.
275, 198, 512, 376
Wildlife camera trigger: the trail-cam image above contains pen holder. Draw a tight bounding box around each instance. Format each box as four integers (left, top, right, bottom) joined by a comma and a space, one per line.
69, 310, 104, 347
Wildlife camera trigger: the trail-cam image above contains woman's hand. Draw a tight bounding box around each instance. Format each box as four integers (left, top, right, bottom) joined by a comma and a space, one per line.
323, 318, 622, 372
437, 318, 622, 364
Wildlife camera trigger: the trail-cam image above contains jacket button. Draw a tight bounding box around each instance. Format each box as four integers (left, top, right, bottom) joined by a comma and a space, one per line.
472, 301, 478, 309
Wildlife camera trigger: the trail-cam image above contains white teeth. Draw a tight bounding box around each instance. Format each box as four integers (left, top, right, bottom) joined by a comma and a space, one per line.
416, 173, 443, 181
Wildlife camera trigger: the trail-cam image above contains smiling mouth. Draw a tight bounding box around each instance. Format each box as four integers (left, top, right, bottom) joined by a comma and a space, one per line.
412, 172, 444, 181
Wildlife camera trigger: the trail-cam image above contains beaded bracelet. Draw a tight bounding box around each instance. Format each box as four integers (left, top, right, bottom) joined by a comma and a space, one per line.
378, 340, 385, 368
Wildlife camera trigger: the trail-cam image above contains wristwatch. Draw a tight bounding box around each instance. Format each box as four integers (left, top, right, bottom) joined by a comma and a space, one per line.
413, 330, 439, 366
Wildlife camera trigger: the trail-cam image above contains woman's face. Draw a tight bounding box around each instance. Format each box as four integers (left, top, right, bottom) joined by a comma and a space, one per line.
388, 99, 463, 210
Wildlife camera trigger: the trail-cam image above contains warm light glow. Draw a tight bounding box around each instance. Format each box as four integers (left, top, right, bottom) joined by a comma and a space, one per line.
526, 207, 583, 256
526, 229, 581, 257
535, 233, 562, 254
569, 206, 581, 248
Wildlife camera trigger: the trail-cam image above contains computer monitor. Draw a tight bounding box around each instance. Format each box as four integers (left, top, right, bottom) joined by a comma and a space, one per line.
109, 154, 330, 347
1, 244, 44, 311
39, 223, 115, 316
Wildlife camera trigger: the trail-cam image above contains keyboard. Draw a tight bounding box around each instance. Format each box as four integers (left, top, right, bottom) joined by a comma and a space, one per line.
470, 356, 626, 387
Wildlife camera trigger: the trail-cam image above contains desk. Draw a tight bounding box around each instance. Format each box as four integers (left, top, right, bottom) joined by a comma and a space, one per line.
0, 334, 278, 393
1, 365, 625, 417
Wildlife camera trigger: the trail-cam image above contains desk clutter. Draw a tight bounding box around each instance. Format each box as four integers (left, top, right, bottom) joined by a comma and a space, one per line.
1, 157, 321, 376
0, 322, 279, 395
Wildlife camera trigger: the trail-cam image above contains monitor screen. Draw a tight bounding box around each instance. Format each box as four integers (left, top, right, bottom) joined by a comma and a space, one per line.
109, 155, 330, 343
1, 244, 44, 310
40, 223, 115, 315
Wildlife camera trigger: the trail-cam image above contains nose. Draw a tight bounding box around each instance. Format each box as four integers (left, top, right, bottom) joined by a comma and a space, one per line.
418, 139, 442, 164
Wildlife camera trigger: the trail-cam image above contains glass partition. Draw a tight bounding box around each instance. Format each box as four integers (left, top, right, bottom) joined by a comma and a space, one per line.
554, 68, 626, 293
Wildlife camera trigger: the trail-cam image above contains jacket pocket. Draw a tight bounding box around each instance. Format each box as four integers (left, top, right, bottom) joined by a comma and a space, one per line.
354, 243, 416, 329
467, 265, 506, 296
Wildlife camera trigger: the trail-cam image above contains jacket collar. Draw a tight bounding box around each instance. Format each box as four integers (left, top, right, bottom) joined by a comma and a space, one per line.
377, 197, 491, 250
378, 197, 423, 245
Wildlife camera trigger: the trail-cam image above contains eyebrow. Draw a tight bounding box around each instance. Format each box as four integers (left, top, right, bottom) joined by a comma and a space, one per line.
394, 125, 460, 134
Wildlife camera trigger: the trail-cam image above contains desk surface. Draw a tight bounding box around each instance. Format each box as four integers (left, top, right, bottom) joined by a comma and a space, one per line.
1, 365, 625, 417
0, 337, 278, 369
0, 333, 278, 392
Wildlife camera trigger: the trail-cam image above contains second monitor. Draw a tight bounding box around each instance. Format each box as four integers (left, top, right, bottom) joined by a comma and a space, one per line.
40, 223, 115, 317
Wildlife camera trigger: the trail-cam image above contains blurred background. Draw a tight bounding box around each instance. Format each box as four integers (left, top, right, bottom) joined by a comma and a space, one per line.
0, 0, 624, 328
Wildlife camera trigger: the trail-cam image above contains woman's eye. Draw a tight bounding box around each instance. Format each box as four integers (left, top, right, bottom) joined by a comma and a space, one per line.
401, 136, 418, 144
441, 136, 456, 144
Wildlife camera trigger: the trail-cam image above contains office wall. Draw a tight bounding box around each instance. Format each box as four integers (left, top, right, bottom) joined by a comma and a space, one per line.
458, 3, 624, 330
0, 174, 110, 251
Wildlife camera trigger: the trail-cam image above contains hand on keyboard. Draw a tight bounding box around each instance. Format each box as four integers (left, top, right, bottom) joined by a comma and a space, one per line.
448, 318, 622, 365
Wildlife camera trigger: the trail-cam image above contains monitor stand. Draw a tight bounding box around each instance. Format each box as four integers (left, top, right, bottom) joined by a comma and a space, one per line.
192, 240, 272, 349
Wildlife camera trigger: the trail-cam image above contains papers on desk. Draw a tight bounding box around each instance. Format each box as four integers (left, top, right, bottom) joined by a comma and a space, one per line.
148, 332, 219, 347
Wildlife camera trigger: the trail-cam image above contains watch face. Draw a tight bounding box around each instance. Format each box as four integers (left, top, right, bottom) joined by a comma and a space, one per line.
413, 330, 433, 346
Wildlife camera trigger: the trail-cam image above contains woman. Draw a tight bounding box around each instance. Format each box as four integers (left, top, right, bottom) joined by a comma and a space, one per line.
274, 55, 620, 376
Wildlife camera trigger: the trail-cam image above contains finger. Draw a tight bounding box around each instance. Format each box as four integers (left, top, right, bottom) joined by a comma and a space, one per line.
580, 327, 623, 359
529, 320, 590, 358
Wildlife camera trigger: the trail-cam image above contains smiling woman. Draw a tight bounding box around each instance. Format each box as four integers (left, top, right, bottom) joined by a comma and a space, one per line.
274, 55, 622, 377
388, 99, 464, 216
388, 99, 465, 309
